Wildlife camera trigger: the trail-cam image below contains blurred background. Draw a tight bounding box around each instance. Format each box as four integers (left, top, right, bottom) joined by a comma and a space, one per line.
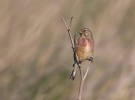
0, 0, 135, 100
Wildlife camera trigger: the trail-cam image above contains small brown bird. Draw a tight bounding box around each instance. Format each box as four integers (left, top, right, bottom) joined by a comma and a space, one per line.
70, 28, 94, 80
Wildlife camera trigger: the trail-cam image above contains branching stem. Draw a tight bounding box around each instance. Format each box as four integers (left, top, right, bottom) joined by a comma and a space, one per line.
61, 17, 91, 100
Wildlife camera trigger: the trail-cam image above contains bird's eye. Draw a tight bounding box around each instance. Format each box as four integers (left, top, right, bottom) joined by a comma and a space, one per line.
83, 30, 85, 32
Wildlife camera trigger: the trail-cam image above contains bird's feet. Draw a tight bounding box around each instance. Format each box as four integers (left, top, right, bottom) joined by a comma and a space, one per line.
88, 57, 94, 63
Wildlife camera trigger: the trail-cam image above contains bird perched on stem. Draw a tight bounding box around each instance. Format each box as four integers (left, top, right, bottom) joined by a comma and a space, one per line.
70, 28, 94, 80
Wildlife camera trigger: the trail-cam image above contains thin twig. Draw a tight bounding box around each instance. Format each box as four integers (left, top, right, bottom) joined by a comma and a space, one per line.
61, 17, 75, 50
74, 32, 77, 46
61, 17, 91, 100
77, 62, 91, 100
61, 17, 78, 65
69, 16, 73, 29
77, 66, 83, 100
83, 62, 91, 80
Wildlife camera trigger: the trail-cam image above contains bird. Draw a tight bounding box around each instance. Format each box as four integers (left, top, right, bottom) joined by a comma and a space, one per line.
70, 28, 94, 80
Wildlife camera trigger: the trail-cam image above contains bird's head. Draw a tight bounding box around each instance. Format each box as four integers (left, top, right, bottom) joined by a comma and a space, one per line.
79, 28, 93, 39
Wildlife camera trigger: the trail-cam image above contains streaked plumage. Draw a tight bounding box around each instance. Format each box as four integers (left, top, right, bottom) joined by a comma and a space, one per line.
70, 28, 94, 80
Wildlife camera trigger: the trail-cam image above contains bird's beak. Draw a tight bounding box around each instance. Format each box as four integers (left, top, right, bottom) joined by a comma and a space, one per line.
79, 31, 82, 35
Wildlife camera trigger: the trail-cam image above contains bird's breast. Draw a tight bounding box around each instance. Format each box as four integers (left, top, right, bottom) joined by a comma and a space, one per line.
76, 38, 94, 62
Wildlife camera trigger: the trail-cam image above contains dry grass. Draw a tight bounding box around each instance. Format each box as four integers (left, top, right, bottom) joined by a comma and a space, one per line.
0, 0, 135, 100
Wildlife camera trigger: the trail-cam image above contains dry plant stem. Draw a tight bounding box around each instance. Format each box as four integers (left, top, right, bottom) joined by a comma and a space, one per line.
61, 17, 75, 50
61, 17, 91, 100
78, 65, 83, 100
77, 62, 91, 100
69, 17, 73, 29
83, 62, 91, 80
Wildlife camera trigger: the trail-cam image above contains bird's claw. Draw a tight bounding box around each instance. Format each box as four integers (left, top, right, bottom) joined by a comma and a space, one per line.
88, 57, 94, 63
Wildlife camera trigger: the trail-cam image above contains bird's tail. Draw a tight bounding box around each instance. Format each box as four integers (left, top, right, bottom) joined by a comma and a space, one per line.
69, 65, 77, 80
